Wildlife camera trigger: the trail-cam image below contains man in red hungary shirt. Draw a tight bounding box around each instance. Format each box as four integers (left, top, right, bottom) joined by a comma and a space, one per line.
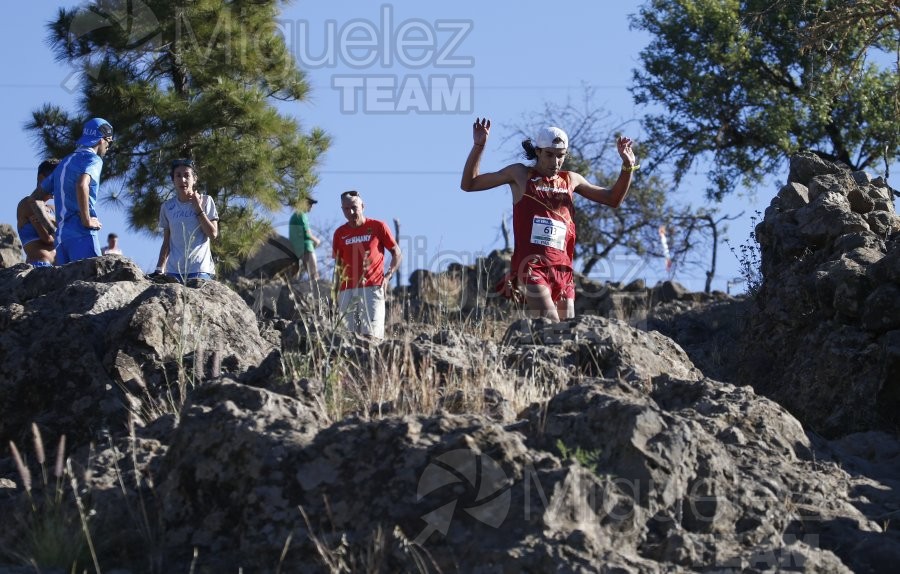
332, 190, 402, 339
461, 118, 638, 321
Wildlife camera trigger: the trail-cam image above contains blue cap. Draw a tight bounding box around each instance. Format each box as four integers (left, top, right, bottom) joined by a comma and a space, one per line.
76, 118, 113, 147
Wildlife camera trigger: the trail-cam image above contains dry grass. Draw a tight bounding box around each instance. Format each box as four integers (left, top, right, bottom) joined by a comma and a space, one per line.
299, 505, 440, 574
279, 288, 563, 425
2, 425, 99, 572
3, 280, 561, 572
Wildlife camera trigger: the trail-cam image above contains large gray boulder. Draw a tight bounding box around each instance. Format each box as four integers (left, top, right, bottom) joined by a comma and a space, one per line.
0, 223, 24, 268
0, 257, 274, 446
502, 315, 702, 386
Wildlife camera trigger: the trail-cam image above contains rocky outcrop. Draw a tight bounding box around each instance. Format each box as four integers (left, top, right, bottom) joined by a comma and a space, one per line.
150, 329, 899, 572
0, 223, 24, 268
0, 257, 275, 446
502, 315, 703, 386
3, 189, 900, 572
402, 247, 728, 328
741, 151, 900, 436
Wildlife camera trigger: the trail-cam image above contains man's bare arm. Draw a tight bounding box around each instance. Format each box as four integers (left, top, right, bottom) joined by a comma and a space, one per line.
571, 170, 633, 208
28, 187, 56, 235
386, 245, 402, 278
155, 227, 171, 272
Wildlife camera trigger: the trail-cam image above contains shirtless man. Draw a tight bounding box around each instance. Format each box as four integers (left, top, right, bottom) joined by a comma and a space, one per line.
461, 118, 638, 321
17, 159, 60, 266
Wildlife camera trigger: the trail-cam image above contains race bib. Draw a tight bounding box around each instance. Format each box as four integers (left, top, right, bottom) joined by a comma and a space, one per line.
530, 216, 566, 251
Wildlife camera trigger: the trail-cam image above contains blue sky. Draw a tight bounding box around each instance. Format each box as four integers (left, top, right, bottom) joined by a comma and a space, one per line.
1, 1, 791, 293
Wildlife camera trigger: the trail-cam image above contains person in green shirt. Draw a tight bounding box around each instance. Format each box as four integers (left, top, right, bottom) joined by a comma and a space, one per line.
289, 196, 321, 286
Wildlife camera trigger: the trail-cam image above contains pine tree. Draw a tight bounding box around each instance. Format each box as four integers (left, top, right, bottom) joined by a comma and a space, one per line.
27, 0, 329, 270
632, 0, 898, 200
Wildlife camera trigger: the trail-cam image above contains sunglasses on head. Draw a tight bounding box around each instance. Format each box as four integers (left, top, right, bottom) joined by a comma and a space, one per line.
171, 159, 194, 169
340, 190, 360, 199
99, 123, 114, 141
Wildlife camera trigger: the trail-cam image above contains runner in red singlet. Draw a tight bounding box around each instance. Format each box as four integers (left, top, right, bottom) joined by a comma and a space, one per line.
460, 118, 637, 321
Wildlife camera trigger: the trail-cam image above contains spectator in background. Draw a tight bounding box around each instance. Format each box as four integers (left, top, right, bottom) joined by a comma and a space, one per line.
102, 232, 122, 255
154, 159, 219, 282
289, 196, 321, 284
40, 118, 114, 264
332, 190, 401, 339
17, 159, 60, 266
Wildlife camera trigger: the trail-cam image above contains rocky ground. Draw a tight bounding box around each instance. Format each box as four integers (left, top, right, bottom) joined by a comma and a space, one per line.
1, 152, 899, 573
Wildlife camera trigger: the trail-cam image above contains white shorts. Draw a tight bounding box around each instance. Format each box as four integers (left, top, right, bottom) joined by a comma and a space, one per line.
337, 285, 386, 339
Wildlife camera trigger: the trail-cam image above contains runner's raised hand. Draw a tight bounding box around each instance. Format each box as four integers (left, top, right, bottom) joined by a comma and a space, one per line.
473, 117, 491, 147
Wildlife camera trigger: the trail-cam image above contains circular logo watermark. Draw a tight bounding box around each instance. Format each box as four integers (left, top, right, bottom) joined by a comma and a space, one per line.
414, 449, 511, 544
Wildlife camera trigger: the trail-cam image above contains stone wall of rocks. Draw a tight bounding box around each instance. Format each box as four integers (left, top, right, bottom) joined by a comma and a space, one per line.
739, 151, 900, 436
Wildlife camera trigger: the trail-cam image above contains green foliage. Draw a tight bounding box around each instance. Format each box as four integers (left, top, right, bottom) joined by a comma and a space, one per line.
631, 0, 900, 200
27, 1, 329, 271
555, 439, 601, 473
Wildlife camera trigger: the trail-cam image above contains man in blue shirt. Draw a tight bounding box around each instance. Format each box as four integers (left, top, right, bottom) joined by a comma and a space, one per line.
40, 118, 114, 264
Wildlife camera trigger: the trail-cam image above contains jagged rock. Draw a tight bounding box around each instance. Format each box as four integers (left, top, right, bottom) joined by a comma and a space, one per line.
406, 329, 502, 379
406, 249, 514, 320
521, 376, 875, 569
150, 370, 900, 573
848, 186, 877, 214
870, 239, 900, 284
861, 285, 900, 333
502, 315, 702, 386
866, 210, 900, 236
0, 224, 24, 269
813, 254, 875, 319
776, 181, 811, 211
787, 150, 849, 186
807, 172, 858, 201
795, 192, 870, 247
0, 258, 274, 446
744, 152, 900, 437
157, 379, 323, 565
231, 275, 326, 320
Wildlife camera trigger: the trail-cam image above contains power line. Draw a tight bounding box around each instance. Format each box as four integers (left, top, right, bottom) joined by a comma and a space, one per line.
476, 85, 627, 90
0, 84, 63, 88
320, 169, 457, 175
0, 166, 462, 175
0, 83, 628, 91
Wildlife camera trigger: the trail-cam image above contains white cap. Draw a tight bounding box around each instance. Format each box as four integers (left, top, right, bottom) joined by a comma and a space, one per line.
535, 126, 568, 149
